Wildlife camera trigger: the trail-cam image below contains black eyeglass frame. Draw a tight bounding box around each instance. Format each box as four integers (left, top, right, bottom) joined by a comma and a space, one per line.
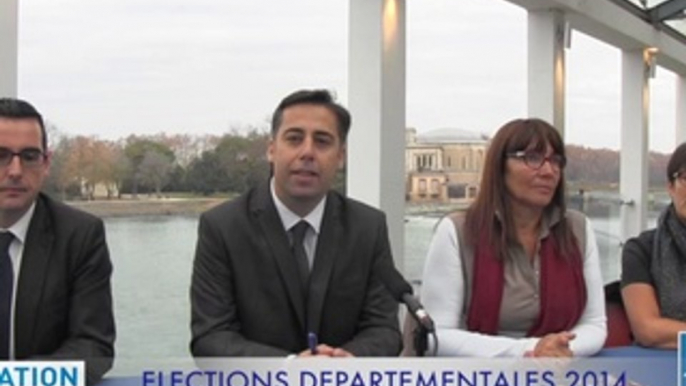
0, 147, 47, 168
672, 170, 686, 183
507, 150, 566, 170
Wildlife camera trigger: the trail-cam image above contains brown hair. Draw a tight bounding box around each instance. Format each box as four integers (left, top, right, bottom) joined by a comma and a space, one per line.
464, 118, 576, 259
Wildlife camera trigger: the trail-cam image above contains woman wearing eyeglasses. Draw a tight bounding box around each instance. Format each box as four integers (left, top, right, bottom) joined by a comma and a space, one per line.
418, 118, 606, 357
621, 142, 686, 349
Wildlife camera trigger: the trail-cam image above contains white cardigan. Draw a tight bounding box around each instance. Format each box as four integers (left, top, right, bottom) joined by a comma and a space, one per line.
420, 216, 607, 357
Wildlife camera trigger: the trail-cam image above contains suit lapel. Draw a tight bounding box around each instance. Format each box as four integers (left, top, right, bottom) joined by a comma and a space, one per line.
14, 196, 53, 358
250, 183, 307, 331
307, 193, 343, 334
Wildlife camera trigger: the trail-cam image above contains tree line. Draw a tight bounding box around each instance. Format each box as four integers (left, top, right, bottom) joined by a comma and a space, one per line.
42, 124, 672, 201
44, 125, 271, 200
565, 144, 670, 189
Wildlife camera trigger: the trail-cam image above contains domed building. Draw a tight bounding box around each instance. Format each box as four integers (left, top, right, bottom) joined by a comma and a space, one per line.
405, 127, 488, 203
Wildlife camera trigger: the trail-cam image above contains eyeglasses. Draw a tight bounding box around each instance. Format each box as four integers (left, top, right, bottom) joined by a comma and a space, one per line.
673, 171, 686, 184
0, 147, 46, 168
507, 151, 566, 170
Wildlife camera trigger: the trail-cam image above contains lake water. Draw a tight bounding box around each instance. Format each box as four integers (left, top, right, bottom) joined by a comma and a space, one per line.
105, 212, 633, 374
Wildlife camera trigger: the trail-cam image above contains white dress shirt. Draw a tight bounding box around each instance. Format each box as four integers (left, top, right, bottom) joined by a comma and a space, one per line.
270, 179, 326, 268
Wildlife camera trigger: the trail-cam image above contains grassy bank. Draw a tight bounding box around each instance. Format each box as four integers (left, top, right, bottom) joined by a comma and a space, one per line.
66, 195, 472, 218
66, 197, 226, 218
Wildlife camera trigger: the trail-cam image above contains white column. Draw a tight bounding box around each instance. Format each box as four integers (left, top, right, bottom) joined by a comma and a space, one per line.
677, 75, 686, 146
348, 0, 406, 270
527, 10, 566, 135
620, 49, 650, 242
0, 0, 19, 97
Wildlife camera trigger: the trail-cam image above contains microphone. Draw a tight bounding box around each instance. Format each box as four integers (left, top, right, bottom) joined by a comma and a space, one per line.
375, 258, 435, 332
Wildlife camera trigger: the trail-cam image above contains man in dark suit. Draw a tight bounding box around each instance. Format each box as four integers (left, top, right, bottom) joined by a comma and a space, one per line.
191, 89, 401, 357
0, 98, 115, 384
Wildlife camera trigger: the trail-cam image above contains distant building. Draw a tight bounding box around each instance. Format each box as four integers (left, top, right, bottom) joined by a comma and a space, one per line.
80, 180, 119, 200
405, 128, 488, 203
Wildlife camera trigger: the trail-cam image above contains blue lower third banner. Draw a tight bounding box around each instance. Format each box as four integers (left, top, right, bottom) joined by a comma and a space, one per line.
133, 357, 676, 386
0, 361, 85, 386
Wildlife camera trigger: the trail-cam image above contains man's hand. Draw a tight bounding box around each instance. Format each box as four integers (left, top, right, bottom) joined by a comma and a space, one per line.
297, 345, 354, 357
331, 348, 353, 357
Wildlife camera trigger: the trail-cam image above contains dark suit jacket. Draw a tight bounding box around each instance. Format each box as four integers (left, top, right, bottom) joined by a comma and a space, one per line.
15, 193, 115, 384
190, 182, 401, 356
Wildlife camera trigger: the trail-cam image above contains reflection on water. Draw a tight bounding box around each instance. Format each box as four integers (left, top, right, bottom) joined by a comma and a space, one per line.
106, 215, 197, 374
403, 216, 440, 284
105, 211, 644, 374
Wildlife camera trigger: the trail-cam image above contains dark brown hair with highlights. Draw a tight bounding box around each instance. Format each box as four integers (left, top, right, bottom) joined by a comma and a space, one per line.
464, 118, 576, 260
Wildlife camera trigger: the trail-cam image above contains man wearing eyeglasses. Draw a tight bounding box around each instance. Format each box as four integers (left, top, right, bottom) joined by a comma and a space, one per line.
0, 98, 114, 384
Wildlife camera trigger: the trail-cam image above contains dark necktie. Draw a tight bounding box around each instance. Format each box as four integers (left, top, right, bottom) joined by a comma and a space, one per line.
290, 221, 310, 294
0, 232, 15, 359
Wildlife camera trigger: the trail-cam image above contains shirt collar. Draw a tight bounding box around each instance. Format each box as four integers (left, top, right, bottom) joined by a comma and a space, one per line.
494, 206, 563, 240
539, 206, 562, 239
0, 201, 36, 244
270, 178, 326, 234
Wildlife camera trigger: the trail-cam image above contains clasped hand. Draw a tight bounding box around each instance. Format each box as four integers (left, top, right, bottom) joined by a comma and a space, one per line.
527, 331, 576, 358
298, 344, 354, 358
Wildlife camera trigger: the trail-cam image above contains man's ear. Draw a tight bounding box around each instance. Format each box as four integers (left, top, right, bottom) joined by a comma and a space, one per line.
43, 149, 53, 177
267, 139, 275, 163
338, 144, 346, 170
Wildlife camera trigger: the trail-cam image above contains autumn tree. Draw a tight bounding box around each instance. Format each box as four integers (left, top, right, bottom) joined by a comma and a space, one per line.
96, 141, 129, 199
214, 129, 270, 193
153, 133, 218, 169
64, 136, 99, 199
137, 150, 175, 197
124, 137, 176, 197
565, 145, 620, 186
110, 144, 132, 199
46, 136, 80, 199
186, 151, 224, 196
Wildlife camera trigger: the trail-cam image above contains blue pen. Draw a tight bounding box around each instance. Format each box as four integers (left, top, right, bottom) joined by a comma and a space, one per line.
307, 332, 318, 355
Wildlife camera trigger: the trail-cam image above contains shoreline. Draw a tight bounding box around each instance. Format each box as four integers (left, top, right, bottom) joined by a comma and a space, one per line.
66, 197, 226, 218
65, 196, 467, 218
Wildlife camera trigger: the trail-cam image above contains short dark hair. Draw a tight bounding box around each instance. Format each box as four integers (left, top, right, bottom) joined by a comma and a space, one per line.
667, 142, 686, 183
270, 89, 351, 143
0, 98, 47, 151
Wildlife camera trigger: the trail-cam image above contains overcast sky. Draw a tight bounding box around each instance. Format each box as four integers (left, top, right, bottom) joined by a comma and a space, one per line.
17, 0, 679, 153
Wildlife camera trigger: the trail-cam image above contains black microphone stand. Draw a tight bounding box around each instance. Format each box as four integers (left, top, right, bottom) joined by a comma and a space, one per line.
412, 322, 430, 357
401, 292, 436, 357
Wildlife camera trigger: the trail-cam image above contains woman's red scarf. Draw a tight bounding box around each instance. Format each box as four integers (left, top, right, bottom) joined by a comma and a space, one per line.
466, 230, 586, 337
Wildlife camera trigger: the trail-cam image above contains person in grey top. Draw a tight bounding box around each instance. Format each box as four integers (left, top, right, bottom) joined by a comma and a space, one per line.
419, 118, 606, 357
622, 142, 686, 349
